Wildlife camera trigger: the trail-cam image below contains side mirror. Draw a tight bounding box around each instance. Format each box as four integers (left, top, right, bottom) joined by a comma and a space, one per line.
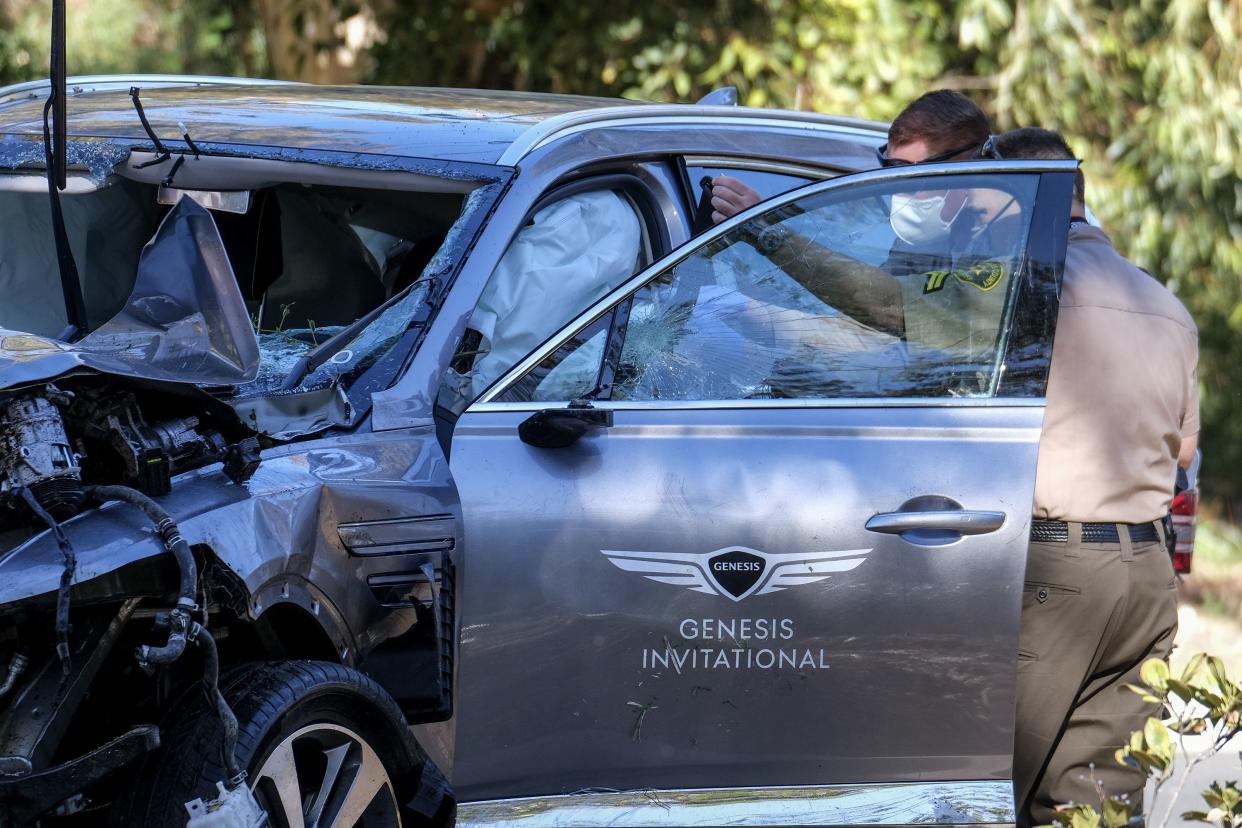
518, 403, 613, 449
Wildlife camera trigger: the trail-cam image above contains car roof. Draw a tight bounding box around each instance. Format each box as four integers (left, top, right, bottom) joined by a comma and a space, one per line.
0, 75, 888, 167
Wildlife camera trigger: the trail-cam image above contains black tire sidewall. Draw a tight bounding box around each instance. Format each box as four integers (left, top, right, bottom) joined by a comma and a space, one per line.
111, 660, 426, 828
242, 688, 421, 809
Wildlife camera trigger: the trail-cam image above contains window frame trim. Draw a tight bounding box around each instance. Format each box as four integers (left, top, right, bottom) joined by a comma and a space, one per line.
471, 397, 1047, 412
475, 158, 1080, 407
681, 154, 842, 180
524, 170, 674, 261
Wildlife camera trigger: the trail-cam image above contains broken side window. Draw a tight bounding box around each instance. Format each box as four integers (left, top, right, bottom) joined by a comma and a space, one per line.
501, 172, 1043, 403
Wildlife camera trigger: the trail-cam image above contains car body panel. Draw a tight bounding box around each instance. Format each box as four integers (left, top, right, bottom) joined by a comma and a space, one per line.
0, 197, 259, 388
449, 405, 1042, 800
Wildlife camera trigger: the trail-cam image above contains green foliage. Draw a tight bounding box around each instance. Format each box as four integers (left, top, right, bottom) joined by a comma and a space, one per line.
0, 0, 1238, 505
0, 0, 267, 86
1054, 653, 1242, 828
1183, 782, 1242, 828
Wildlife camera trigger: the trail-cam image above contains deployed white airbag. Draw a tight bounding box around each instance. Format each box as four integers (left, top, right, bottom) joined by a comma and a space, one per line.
465, 190, 642, 398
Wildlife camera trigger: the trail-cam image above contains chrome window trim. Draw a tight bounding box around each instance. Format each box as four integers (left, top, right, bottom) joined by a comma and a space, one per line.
681, 155, 841, 179
457, 780, 1015, 828
501, 106, 889, 165
469, 398, 1045, 414
478, 159, 1078, 405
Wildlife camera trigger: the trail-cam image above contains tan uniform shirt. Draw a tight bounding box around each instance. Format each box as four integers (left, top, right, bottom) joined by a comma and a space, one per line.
1032, 224, 1199, 524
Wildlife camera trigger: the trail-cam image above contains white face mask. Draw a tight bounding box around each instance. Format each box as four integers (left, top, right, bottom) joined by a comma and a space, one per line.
890, 192, 962, 246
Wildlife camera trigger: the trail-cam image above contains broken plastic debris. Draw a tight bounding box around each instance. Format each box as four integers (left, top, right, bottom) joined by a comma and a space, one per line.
184, 781, 268, 828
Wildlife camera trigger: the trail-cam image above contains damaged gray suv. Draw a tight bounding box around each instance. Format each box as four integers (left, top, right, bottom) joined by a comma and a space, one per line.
0, 75, 1078, 827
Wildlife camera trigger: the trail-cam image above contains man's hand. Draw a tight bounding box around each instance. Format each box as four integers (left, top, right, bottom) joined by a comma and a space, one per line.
710, 175, 762, 224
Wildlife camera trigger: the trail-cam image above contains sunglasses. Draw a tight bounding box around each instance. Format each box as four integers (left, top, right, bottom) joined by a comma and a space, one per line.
875, 140, 983, 168
972, 134, 1004, 160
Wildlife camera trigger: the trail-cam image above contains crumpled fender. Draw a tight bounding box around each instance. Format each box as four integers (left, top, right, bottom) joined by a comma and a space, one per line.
0, 428, 457, 665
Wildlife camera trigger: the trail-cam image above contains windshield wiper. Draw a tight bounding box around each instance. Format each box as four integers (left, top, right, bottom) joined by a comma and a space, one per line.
277, 277, 436, 392
43, 0, 88, 339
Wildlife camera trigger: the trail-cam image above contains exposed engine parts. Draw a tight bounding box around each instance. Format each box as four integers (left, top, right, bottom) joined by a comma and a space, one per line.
0, 485, 245, 819
73, 390, 227, 496
0, 654, 27, 702
0, 383, 261, 528
83, 485, 199, 663
88, 486, 243, 787
0, 392, 82, 519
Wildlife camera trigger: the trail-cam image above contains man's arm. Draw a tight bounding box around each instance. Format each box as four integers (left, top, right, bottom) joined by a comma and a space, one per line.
1178, 433, 1198, 471
712, 175, 906, 334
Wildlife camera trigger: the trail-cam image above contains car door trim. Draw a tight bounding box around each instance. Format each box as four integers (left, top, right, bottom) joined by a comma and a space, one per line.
456, 780, 1015, 827
469, 398, 1046, 413
477, 159, 1080, 405
682, 154, 842, 179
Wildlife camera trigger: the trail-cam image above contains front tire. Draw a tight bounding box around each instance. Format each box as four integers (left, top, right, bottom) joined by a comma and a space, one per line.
113, 661, 444, 828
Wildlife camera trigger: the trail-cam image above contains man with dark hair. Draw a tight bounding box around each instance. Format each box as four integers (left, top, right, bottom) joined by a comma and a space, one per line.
709, 89, 989, 221
995, 127, 1197, 826
877, 88, 992, 168
705, 90, 1004, 343
991, 127, 1086, 203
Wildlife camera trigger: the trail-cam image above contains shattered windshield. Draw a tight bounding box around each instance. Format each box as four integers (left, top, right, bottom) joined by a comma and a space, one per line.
0, 146, 503, 436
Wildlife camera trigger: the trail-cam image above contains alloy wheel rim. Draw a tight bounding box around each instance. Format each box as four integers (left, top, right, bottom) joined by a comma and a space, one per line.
252, 721, 401, 828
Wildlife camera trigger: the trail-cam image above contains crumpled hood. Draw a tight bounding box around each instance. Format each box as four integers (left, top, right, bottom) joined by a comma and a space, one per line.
0, 197, 259, 392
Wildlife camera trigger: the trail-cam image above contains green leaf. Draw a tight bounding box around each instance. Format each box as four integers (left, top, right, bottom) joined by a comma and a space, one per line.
1167, 678, 1199, 702
1181, 652, 1209, 683
1122, 683, 1163, 703
1140, 658, 1171, 691
1070, 805, 1102, 828
1169, 717, 1209, 735
1127, 748, 1169, 772
1101, 797, 1131, 828
1144, 717, 1173, 756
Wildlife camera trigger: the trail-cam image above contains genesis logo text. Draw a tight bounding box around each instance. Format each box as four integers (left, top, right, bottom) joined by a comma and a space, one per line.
601, 545, 871, 602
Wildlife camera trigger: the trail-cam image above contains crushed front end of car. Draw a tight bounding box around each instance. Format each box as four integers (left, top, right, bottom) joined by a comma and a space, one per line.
0, 126, 505, 824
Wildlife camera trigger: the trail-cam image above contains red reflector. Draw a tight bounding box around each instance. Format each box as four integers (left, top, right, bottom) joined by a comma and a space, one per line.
1169, 489, 1196, 574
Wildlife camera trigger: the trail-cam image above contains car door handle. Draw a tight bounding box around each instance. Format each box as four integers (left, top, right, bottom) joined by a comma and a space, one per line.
865, 510, 1007, 535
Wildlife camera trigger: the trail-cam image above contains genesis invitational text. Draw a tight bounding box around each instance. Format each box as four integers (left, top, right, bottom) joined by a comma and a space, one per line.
643, 618, 830, 671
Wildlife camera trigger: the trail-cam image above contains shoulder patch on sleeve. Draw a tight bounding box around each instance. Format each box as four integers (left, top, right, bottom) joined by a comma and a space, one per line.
923, 270, 951, 294
953, 259, 1008, 292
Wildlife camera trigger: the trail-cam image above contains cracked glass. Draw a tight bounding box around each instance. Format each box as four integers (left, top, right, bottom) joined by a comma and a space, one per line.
505, 173, 1044, 403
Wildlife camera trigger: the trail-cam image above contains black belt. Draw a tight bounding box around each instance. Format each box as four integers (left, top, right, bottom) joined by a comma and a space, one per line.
1031, 520, 1160, 544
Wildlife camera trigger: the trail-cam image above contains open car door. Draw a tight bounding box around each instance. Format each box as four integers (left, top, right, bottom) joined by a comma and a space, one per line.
448, 160, 1075, 826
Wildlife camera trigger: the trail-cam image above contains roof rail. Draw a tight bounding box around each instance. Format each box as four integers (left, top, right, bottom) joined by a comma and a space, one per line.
498, 104, 889, 166
0, 74, 300, 108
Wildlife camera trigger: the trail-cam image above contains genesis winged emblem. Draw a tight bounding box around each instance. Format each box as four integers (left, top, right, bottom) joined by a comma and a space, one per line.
600, 545, 871, 602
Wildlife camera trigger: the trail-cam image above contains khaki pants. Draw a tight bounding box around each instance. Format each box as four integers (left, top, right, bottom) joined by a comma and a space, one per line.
1014, 525, 1179, 827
